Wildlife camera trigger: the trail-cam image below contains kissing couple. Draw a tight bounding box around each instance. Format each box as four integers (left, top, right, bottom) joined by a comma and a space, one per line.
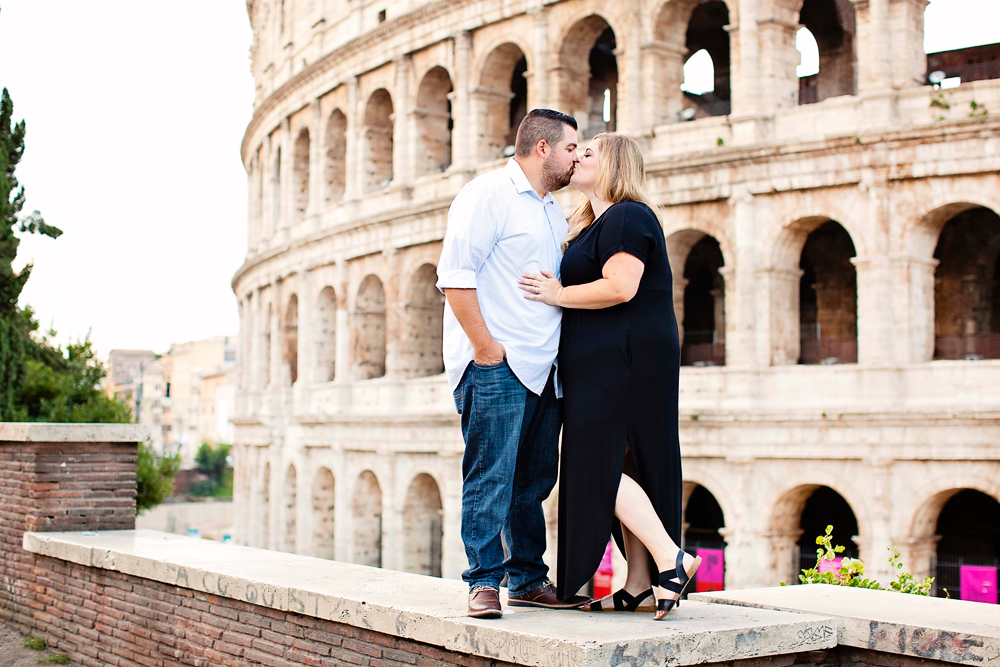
436, 109, 702, 621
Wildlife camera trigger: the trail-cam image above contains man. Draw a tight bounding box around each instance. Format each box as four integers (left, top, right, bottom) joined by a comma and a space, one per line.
436, 109, 587, 619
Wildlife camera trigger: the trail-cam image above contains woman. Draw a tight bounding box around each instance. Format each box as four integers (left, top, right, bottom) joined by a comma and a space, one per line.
519, 133, 700, 620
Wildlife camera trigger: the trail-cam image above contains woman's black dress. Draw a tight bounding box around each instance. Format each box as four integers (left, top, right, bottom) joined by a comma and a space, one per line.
556, 200, 683, 600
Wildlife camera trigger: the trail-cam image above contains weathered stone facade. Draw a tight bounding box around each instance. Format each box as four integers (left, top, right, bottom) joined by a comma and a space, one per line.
232, 0, 1000, 593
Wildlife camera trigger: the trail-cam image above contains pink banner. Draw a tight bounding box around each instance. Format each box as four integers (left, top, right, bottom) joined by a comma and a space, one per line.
597, 541, 614, 574
960, 565, 998, 604
818, 557, 843, 574
696, 548, 725, 584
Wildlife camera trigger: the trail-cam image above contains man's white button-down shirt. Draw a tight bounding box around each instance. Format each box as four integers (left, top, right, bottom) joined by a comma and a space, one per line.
436, 158, 567, 397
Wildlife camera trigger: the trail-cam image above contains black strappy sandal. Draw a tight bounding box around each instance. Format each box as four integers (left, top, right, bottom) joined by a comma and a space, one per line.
584, 588, 655, 612
654, 550, 702, 620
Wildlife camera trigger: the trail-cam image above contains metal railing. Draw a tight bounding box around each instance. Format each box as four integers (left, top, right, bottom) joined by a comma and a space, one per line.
799, 336, 858, 365
682, 330, 726, 366
934, 556, 999, 599
933, 334, 1000, 360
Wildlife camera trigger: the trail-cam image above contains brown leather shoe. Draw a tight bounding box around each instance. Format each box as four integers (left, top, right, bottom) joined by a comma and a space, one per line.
508, 581, 591, 609
468, 586, 503, 619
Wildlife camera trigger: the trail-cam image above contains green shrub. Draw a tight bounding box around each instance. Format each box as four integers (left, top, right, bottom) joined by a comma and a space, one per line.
189, 477, 219, 497
22, 635, 46, 650
136, 444, 180, 514
37, 654, 70, 664
788, 525, 933, 595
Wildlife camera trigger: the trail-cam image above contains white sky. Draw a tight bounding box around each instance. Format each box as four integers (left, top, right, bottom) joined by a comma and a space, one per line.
1, 0, 998, 357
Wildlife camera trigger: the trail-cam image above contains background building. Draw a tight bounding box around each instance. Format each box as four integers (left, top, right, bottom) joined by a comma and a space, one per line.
232, 0, 1000, 598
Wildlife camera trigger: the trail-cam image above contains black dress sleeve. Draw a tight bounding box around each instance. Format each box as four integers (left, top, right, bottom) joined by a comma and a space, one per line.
597, 201, 660, 268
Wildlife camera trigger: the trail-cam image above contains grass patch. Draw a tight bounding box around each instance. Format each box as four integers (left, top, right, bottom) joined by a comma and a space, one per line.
22, 636, 47, 650
213, 467, 234, 498
37, 654, 71, 664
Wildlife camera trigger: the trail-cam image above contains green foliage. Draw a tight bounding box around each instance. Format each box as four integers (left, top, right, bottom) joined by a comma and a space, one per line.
969, 100, 989, 118
22, 635, 47, 650
786, 525, 933, 595
37, 653, 71, 664
136, 443, 180, 515
190, 442, 231, 497
214, 467, 234, 498
930, 95, 951, 110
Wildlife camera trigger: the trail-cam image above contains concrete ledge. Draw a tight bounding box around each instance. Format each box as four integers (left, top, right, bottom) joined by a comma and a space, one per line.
24, 530, 837, 667
0, 422, 149, 443
692, 585, 1000, 666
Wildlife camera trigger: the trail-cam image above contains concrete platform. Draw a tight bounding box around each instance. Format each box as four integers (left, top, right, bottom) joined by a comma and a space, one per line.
25, 530, 836, 667
693, 585, 1000, 666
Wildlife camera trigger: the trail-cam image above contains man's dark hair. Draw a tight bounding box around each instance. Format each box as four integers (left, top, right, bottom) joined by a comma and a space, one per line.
514, 109, 578, 158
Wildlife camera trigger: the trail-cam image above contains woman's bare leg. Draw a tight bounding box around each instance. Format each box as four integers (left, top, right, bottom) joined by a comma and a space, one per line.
615, 473, 696, 618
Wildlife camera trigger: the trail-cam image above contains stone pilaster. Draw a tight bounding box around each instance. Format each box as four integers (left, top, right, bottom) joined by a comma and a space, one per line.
641, 41, 687, 128
307, 100, 323, 221
756, 17, 799, 110
528, 6, 550, 110
393, 55, 413, 189
346, 77, 361, 201
453, 31, 474, 171
335, 259, 351, 384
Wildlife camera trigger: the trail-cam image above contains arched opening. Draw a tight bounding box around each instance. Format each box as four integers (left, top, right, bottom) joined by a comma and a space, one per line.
684, 485, 726, 591
557, 16, 617, 141
259, 302, 272, 388
932, 207, 1000, 360
261, 463, 271, 549
415, 67, 454, 177
796, 0, 857, 104
314, 286, 337, 382
681, 1, 731, 118
283, 465, 297, 553
402, 264, 445, 378
352, 471, 382, 568
796, 486, 859, 577
353, 275, 387, 380
478, 43, 528, 160
363, 89, 394, 193
933, 489, 1000, 601
799, 221, 857, 364
681, 236, 726, 366
292, 128, 310, 224
312, 467, 335, 559
283, 294, 298, 385
271, 147, 281, 230
403, 473, 443, 577
324, 109, 347, 204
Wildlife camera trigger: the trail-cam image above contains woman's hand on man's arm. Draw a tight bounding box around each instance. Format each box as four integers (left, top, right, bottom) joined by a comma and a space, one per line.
518, 252, 644, 310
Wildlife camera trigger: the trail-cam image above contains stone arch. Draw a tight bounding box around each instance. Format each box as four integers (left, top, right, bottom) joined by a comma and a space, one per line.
261, 462, 271, 549
653, 0, 735, 123
312, 467, 336, 559
353, 275, 387, 380
402, 473, 444, 577
929, 206, 1000, 360
259, 301, 272, 388
795, 0, 857, 104
476, 42, 530, 161
682, 235, 726, 366
283, 293, 299, 384
683, 483, 727, 591
769, 483, 861, 585
414, 67, 454, 177
363, 89, 394, 193
292, 128, 310, 224
314, 286, 337, 383
401, 264, 445, 378
769, 216, 862, 366
352, 470, 383, 567
324, 109, 347, 204
283, 464, 297, 552
556, 15, 619, 140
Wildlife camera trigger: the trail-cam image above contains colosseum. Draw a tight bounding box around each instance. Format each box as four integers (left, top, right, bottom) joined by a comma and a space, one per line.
231, 0, 1000, 597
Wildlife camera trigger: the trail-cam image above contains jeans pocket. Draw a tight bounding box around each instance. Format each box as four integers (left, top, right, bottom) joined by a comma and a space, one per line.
474, 359, 507, 370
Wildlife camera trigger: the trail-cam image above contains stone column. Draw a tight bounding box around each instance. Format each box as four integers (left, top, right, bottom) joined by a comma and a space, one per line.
765, 267, 804, 366
894, 255, 938, 364
889, 0, 928, 90
768, 529, 805, 586
619, 0, 643, 135
857, 459, 896, 584
853, 255, 896, 366
725, 21, 745, 117
296, 271, 313, 394
335, 259, 352, 384
280, 118, 293, 233
250, 288, 262, 390
384, 247, 402, 379
729, 190, 759, 368
527, 6, 550, 110
262, 134, 274, 241
346, 77, 361, 201
453, 31, 474, 171
307, 100, 323, 221
756, 17, 799, 110
393, 55, 413, 189
897, 535, 940, 582
270, 284, 282, 388
853, 0, 892, 94
641, 42, 686, 128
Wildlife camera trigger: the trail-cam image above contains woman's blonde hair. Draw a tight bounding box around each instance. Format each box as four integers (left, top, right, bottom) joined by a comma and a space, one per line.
563, 132, 661, 250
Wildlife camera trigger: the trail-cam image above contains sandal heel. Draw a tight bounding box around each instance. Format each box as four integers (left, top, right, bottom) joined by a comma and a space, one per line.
653, 550, 702, 620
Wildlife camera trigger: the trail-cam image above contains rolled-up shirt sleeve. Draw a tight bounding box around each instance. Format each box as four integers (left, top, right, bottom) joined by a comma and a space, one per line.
437, 185, 499, 292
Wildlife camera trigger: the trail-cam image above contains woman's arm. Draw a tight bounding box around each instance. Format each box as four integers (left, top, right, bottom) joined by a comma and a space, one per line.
519, 252, 645, 309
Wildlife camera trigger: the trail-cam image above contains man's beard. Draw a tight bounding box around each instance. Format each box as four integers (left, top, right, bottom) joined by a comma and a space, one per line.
541, 157, 574, 193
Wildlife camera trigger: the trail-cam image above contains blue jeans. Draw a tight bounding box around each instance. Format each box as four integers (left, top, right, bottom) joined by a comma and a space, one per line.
453, 360, 560, 595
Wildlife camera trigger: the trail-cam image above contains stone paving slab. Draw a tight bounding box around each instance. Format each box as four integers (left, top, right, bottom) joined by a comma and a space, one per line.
0, 422, 149, 442
25, 530, 836, 667
692, 585, 1000, 666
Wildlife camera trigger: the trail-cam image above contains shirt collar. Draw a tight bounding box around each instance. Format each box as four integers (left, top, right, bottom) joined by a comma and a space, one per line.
506, 158, 555, 204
